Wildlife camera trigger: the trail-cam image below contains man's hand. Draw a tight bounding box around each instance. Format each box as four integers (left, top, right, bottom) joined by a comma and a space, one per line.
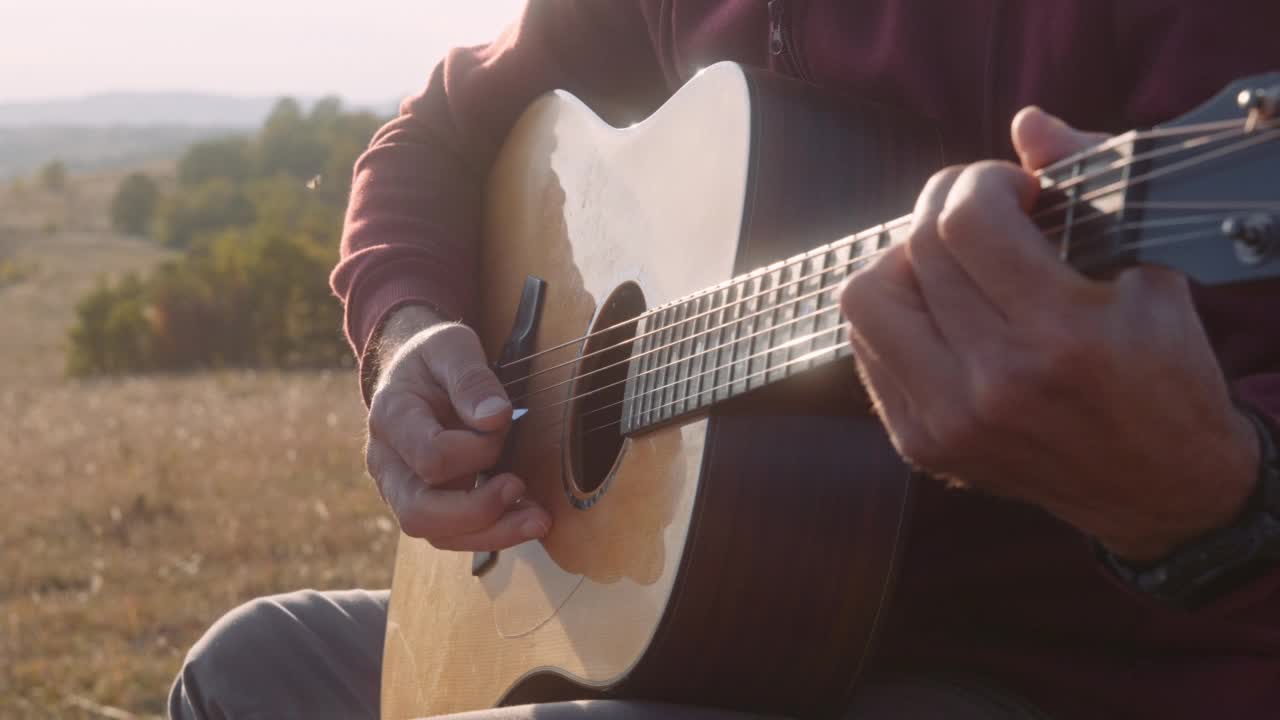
839, 108, 1259, 564
365, 305, 552, 551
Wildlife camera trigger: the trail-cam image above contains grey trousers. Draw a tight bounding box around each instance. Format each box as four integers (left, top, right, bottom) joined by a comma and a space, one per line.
169, 589, 1051, 720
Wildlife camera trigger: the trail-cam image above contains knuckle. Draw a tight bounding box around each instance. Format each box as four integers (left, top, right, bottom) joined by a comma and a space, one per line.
935, 192, 984, 246
923, 165, 966, 197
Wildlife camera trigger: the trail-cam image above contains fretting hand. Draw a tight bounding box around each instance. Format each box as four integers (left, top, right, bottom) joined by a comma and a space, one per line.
839, 107, 1260, 563
365, 305, 552, 551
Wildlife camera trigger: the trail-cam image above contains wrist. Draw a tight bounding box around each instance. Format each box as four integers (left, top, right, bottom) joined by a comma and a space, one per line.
1100, 408, 1260, 565
1096, 405, 1280, 607
371, 304, 451, 390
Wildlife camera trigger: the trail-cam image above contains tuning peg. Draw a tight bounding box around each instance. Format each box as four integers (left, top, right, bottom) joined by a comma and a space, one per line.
1222, 213, 1278, 266
1237, 86, 1278, 131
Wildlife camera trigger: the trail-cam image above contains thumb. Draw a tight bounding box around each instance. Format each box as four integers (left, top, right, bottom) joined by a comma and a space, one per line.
1011, 106, 1110, 172
423, 325, 512, 432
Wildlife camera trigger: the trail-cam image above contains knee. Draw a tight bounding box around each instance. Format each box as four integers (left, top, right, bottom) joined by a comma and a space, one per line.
169, 593, 298, 719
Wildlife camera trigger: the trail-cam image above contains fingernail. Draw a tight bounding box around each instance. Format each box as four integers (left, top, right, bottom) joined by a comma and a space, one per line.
521, 517, 549, 539
500, 479, 524, 505
475, 396, 510, 419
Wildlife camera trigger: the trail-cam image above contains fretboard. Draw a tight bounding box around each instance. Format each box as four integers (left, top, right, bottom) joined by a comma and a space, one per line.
620, 219, 909, 433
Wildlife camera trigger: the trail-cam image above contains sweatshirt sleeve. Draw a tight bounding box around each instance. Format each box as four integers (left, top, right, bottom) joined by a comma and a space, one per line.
330, 1, 669, 402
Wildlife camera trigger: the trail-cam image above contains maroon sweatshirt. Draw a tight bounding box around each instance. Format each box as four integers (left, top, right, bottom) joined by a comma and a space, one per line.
333, 2, 1280, 716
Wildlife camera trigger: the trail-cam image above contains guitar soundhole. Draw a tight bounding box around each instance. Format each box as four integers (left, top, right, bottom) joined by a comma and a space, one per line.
565, 282, 645, 506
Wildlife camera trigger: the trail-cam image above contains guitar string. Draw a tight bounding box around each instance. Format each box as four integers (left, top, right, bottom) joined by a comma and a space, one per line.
1032, 118, 1244, 182
1038, 123, 1280, 219
509, 201, 1274, 408
516, 220, 1256, 440
493, 117, 1264, 372
1036, 121, 1251, 199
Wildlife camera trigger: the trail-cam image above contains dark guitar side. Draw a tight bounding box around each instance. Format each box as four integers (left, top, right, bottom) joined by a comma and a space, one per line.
504, 68, 944, 718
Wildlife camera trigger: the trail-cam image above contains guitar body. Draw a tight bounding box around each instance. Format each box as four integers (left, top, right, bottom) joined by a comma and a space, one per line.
383, 63, 944, 719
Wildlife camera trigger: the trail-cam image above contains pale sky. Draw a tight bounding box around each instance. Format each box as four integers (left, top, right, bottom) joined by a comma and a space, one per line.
0, 0, 526, 103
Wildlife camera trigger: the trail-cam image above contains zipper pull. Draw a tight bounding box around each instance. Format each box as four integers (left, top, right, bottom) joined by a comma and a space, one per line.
768, 0, 785, 55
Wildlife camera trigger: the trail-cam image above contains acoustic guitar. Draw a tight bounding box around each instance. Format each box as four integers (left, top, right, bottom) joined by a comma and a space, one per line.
381, 63, 1280, 718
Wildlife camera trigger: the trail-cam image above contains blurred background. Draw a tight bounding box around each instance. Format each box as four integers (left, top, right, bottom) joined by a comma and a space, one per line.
0, 2, 521, 716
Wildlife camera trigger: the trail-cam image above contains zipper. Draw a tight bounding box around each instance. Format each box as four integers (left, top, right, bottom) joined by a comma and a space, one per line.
768, 0, 813, 83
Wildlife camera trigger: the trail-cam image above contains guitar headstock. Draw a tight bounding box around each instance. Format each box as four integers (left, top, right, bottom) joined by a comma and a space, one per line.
1036, 72, 1280, 287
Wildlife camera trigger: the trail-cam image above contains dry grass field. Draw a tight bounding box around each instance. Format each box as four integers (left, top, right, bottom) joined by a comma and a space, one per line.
0, 170, 393, 718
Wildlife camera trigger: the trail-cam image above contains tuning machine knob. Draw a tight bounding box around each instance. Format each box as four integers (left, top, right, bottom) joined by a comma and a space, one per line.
1238, 86, 1279, 131
1222, 213, 1278, 266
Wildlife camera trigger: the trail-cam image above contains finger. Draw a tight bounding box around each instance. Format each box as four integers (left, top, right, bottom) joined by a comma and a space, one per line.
840, 245, 957, 399
905, 166, 1006, 345
847, 325, 912, 428
1011, 106, 1110, 172
422, 325, 513, 433
374, 441, 544, 541
428, 504, 553, 552
936, 161, 1092, 315
371, 383, 505, 486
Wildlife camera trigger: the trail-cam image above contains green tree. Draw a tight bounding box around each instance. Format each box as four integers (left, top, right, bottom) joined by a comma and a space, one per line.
177, 136, 251, 187
152, 178, 254, 248
256, 98, 327, 179
64, 95, 386, 376
110, 172, 160, 236
39, 160, 67, 192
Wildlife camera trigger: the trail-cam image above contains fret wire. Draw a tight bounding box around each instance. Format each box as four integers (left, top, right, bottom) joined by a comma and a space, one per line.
701, 289, 721, 404
689, 295, 706, 413
701, 286, 717, 405
767, 270, 785, 387
776, 258, 801, 381
633, 308, 652, 426
728, 276, 748, 397
687, 296, 702, 413
657, 305, 677, 422
627, 314, 650, 429
747, 272, 770, 393
713, 289, 729, 405
668, 300, 687, 419
691, 293, 711, 410
680, 296, 696, 414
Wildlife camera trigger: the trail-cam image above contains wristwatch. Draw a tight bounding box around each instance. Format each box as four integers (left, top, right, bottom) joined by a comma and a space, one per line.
1097, 404, 1280, 608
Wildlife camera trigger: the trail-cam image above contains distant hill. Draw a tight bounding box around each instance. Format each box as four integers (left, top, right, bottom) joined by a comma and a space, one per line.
0, 92, 396, 180
0, 125, 236, 181
0, 91, 396, 128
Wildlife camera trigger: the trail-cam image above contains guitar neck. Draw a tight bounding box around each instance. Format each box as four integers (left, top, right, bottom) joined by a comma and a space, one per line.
618, 95, 1280, 434
620, 217, 912, 434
